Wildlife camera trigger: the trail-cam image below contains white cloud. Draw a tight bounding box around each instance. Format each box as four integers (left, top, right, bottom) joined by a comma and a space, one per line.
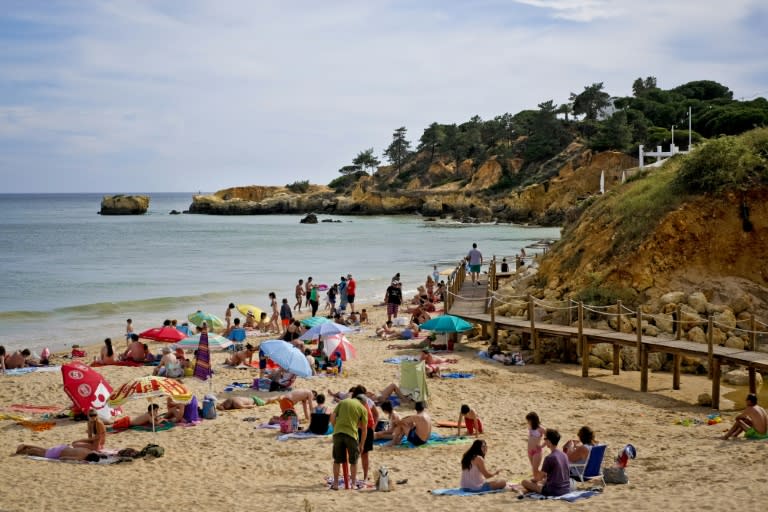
0, 0, 766, 192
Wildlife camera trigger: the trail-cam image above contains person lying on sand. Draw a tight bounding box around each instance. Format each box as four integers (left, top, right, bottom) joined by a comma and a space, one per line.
376, 320, 398, 339
266, 389, 316, 422
420, 350, 458, 377
387, 338, 430, 350
328, 383, 410, 405
386, 401, 432, 447
217, 396, 265, 410
163, 396, 185, 423
111, 404, 161, 430
722, 393, 768, 440
14, 444, 103, 462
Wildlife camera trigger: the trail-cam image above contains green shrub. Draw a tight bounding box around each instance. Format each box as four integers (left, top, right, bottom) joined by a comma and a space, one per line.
286, 180, 310, 193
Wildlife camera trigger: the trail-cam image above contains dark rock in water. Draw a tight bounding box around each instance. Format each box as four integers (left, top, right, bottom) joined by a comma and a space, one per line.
99, 195, 150, 215
425, 217, 437, 222
321, 219, 333, 223
300, 213, 318, 224
169, 210, 181, 215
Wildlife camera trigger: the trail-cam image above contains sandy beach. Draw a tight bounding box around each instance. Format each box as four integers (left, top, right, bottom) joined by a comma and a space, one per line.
1, 299, 766, 512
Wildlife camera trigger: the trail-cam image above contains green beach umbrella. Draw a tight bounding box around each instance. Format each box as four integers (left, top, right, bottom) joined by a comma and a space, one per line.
187, 310, 224, 330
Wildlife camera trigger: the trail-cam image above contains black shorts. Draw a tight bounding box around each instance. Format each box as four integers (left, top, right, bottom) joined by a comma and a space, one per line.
358, 427, 374, 453
347, 295, 355, 304
332, 433, 360, 464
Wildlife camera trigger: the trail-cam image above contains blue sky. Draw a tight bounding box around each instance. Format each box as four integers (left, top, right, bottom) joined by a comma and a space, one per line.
1, 0, 767, 193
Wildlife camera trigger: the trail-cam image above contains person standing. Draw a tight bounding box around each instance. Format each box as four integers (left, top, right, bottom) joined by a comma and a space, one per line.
346, 274, 357, 314
309, 285, 320, 317
329, 396, 368, 490
432, 265, 440, 285
279, 298, 293, 336
384, 281, 402, 322
268, 292, 280, 333
338, 276, 348, 313
305, 277, 313, 308
294, 279, 305, 312
521, 429, 571, 497
467, 242, 483, 285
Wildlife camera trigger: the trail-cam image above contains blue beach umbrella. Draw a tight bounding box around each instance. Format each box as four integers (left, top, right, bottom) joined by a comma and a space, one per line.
299, 321, 353, 341
419, 314, 473, 333
259, 340, 312, 378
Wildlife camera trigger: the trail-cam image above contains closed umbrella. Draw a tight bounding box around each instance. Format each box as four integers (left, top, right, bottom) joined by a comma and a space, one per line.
259, 340, 312, 378
139, 326, 187, 343
187, 310, 224, 330
193, 331, 212, 382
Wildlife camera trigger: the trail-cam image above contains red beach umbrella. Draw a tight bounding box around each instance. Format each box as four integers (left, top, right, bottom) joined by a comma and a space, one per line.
61, 362, 121, 420
139, 325, 187, 342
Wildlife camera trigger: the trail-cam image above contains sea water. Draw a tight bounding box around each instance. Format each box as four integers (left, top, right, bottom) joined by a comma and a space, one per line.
0, 193, 560, 352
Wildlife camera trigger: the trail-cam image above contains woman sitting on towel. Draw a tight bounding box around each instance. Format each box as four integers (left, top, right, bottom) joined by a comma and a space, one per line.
225, 344, 255, 366
460, 440, 507, 492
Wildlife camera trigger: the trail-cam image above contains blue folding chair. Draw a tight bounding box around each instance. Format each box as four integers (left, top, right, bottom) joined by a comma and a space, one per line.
569, 444, 606, 486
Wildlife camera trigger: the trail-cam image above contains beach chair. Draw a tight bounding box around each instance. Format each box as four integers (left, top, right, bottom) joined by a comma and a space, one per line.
570, 444, 607, 486
400, 361, 429, 403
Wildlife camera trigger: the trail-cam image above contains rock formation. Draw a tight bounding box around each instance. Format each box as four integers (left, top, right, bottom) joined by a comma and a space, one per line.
99, 195, 150, 215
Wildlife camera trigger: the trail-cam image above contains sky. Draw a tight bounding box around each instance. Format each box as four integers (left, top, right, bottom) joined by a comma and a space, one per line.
1, 0, 767, 193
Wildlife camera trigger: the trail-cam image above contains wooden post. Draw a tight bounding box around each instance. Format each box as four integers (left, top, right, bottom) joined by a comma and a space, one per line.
707, 315, 714, 380
675, 304, 682, 340
529, 295, 541, 364
640, 344, 648, 392
750, 314, 756, 351
672, 353, 681, 390
489, 295, 497, 343
749, 368, 757, 394
712, 358, 721, 410
617, 300, 623, 334
636, 309, 643, 367
579, 302, 589, 377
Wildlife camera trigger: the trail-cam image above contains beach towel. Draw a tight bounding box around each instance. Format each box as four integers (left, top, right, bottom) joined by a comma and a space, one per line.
90, 360, 143, 367
257, 423, 281, 429
431, 487, 507, 496
3, 366, 61, 376
277, 429, 331, 441
0, 413, 57, 431
522, 489, 601, 502
374, 432, 470, 448
440, 372, 474, 379
383, 355, 419, 364
108, 420, 175, 433
7, 404, 64, 414
25, 455, 132, 465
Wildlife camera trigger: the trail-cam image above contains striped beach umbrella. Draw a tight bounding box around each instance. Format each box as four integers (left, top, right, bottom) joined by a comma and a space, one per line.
193, 331, 212, 381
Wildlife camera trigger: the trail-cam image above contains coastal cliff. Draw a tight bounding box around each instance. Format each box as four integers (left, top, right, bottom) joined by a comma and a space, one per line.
188, 145, 636, 225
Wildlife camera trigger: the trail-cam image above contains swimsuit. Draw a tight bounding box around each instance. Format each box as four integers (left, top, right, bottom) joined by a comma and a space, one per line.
407, 427, 427, 446
45, 444, 68, 460
528, 428, 543, 457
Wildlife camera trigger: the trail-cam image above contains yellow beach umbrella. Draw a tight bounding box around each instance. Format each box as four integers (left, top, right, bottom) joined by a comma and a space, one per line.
237, 304, 263, 318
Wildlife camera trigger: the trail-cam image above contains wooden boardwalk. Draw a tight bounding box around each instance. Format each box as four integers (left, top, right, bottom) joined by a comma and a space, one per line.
447, 274, 768, 410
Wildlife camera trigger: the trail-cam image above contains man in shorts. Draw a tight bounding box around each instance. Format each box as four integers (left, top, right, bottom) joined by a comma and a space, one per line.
329, 395, 368, 490
384, 281, 402, 322
467, 242, 483, 285
345, 274, 357, 314
722, 393, 768, 439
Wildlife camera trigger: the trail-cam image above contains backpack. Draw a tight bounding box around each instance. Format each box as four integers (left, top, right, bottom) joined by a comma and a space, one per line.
139, 444, 164, 458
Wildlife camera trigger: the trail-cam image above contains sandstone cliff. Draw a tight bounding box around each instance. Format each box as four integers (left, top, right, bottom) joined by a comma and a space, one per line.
100, 195, 150, 215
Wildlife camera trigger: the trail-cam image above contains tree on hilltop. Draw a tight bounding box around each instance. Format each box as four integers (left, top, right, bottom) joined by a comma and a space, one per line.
632, 76, 658, 97
352, 148, 380, 175
384, 126, 412, 175
418, 122, 445, 164
570, 82, 611, 120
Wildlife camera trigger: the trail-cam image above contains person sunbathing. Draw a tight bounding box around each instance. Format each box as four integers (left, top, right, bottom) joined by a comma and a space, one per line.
14, 444, 103, 462
217, 396, 265, 410
163, 396, 186, 423
386, 401, 432, 447
328, 383, 410, 405
376, 320, 398, 339
374, 400, 401, 440
5, 349, 34, 369
420, 350, 458, 376
266, 389, 316, 422
111, 404, 161, 430
225, 344, 256, 366
120, 335, 145, 363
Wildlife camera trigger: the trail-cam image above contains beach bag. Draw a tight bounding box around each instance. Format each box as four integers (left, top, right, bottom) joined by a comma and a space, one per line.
117, 448, 141, 459
140, 444, 165, 458
604, 467, 629, 484
376, 465, 392, 491
279, 409, 299, 433
183, 396, 199, 423
202, 395, 217, 420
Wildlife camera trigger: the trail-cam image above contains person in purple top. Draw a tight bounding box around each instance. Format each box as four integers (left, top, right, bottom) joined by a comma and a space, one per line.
521, 429, 571, 496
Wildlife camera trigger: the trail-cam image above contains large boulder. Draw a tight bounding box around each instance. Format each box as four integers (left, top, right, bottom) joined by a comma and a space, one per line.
724, 368, 763, 387
688, 292, 708, 314
99, 195, 149, 215
300, 213, 318, 224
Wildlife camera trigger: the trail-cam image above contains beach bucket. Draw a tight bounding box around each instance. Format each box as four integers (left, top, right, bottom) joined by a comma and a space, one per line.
202, 395, 217, 420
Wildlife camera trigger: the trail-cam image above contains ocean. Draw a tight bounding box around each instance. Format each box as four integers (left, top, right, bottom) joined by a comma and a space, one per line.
0, 193, 560, 353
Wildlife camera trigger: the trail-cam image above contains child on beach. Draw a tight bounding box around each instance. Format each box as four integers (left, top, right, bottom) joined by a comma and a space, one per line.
360, 309, 369, 324
457, 404, 484, 437
280, 298, 293, 334
526, 411, 546, 476
225, 303, 235, 330
124, 319, 134, 347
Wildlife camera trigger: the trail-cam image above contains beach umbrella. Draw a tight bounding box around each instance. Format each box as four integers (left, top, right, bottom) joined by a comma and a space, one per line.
299, 321, 353, 341
108, 375, 193, 433
193, 331, 212, 382
236, 304, 263, 318
187, 310, 224, 330
419, 314, 473, 333
323, 334, 357, 361
139, 325, 187, 343
177, 333, 233, 351
61, 362, 121, 421
259, 340, 312, 378
300, 316, 331, 328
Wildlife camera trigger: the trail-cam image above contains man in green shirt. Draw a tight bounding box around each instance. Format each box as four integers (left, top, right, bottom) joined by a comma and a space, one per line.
330, 396, 368, 490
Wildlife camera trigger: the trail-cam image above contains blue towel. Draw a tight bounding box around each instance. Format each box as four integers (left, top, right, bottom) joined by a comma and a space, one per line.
431, 488, 507, 496
383, 355, 419, 364
373, 432, 470, 448
523, 490, 601, 502
441, 372, 474, 379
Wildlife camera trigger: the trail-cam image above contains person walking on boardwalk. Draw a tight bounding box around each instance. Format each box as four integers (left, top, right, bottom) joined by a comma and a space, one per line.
467, 243, 483, 285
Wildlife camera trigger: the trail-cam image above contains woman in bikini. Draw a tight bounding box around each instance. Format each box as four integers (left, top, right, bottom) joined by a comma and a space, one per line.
72, 409, 106, 451
525, 411, 546, 476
